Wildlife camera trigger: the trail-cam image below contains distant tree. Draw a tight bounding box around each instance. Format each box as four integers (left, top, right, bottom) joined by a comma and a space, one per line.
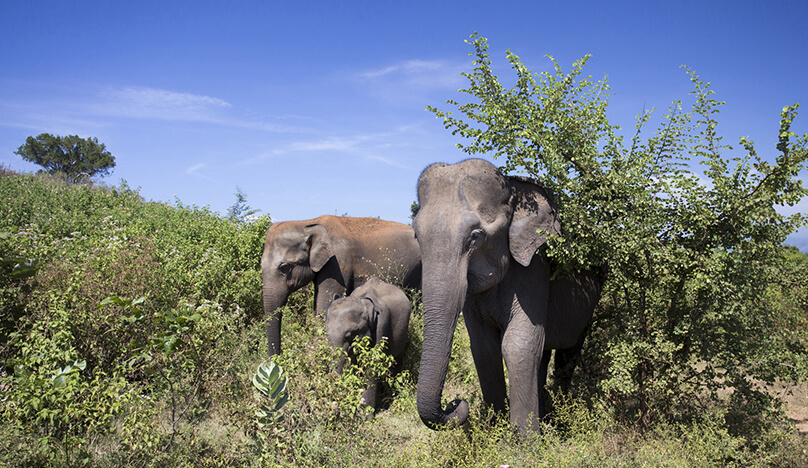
409, 201, 419, 220
226, 186, 260, 224
14, 133, 115, 184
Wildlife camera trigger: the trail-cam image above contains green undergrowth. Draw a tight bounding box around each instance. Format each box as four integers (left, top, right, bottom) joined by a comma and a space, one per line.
1, 169, 806, 467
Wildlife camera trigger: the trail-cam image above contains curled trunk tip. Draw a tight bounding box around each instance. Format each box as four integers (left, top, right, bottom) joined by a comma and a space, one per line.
418, 398, 470, 430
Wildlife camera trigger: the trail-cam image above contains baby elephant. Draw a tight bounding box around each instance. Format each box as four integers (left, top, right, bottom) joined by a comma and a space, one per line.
325, 277, 411, 412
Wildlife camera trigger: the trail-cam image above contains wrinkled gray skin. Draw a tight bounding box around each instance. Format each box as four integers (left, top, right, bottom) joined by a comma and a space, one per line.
261, 215, 421, 356
325, 277, 411, 412
413, 159, 602, 433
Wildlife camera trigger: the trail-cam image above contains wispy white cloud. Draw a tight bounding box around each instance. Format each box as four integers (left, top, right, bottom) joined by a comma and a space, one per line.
356, 59, 467, 89
0, 112, 104, 135
243, 131, 411, 169
185, 162, 215, 181
359, 60, 446, 79
347, 59, 469, 110
185, 162, 207, 174
91, 86, 309, 134
0, 94, 112, 136
97, 87, 232, 122
244, 135, 372, 163
287, 136, 364, 153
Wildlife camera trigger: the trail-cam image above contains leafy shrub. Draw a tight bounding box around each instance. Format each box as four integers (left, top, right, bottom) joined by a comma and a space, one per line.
0, 172, 271, 465
2, 291, 137, 466
428, 34, 808, 443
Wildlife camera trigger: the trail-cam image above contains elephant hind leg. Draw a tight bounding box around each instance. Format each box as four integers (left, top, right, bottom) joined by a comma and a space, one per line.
540, 331, 584, 422
361, 379, 380, 419
538, 349, 552, 421
553, 330, 587, 393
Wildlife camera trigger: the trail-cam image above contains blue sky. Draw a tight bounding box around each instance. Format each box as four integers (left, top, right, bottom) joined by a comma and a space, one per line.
2, 1, 807, 247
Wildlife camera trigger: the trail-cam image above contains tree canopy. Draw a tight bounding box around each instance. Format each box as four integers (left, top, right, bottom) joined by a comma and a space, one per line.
14, 133, 116, 184
429, 34, 808, 429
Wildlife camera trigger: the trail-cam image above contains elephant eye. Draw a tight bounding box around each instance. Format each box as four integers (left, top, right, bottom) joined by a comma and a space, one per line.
467, 229, 487, 251
278, 262, 294, 274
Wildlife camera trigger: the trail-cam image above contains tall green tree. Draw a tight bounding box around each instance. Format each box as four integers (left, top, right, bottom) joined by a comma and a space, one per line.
15, 133, 116, 184
429, 34, 808, 429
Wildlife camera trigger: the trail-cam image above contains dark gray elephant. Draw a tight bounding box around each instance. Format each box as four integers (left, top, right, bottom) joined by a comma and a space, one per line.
325, 277, 411, 412
412, 158, 601, 433
261, 215, 421, 356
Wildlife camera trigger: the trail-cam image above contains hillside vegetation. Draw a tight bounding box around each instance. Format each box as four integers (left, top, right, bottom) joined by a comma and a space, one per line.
1, 168, 808, 467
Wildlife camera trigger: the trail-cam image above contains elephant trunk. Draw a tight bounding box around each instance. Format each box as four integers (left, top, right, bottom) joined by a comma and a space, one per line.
327, 335, 350, 374
263, 281, 290, 356
416, 260, 471, 429
337, 354, 348, 374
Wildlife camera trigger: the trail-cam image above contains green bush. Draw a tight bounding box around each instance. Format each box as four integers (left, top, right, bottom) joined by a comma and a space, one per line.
0, 172, 270, 465
2, 291, 139, 466
429, 34, 808, 441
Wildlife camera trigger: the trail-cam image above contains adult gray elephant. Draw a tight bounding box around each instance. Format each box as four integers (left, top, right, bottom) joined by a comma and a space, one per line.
261, 215, 421, 356
412, 159, 601, 433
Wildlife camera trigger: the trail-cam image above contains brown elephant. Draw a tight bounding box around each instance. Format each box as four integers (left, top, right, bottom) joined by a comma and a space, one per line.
261, 215, 421, 356
412, 159, 601, 433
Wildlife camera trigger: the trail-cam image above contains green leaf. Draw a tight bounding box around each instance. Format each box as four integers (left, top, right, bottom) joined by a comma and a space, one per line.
99, 296, 125, 307
273, 392, 290, 412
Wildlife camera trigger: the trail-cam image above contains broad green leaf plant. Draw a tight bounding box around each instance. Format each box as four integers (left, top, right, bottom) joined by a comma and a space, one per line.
253, 360, 290, 428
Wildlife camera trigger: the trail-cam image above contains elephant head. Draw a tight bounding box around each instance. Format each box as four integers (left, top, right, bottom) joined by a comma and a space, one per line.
412, 158, 559, 429
261, 222, 334, 355
324, 292, 379, 373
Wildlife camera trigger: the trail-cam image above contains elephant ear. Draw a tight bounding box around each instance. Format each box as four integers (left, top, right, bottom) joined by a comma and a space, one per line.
508, 176, 560, 267
360, 295, 379, 345
304, 223, 334, 272
360, 296, 377, 323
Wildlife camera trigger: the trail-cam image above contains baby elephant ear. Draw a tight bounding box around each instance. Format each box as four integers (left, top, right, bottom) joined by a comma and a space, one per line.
360, 296, 379, 330
304, 223, 334, 272
508, 177, 561, 267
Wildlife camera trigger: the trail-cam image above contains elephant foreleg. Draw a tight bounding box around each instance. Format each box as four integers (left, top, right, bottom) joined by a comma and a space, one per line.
463, 313, 507, 415
502, 318, 546, 433
314, 271, 347, 317
361, 378, 379, 419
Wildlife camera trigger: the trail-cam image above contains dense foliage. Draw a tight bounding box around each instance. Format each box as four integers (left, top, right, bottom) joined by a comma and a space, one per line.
0, 169, 270, 465
0, 164, 806, 465
429, 34, 808, 433
15, 133, 116, 184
